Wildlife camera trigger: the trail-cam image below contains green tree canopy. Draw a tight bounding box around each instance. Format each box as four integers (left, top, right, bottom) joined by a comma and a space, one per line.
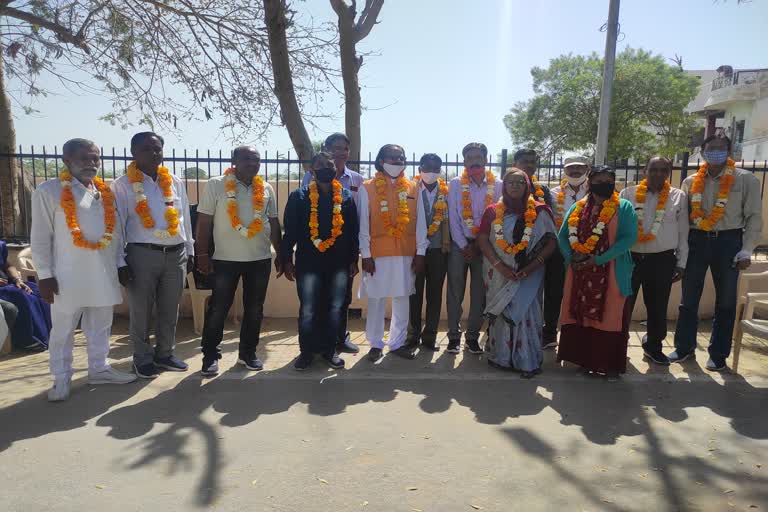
503, 48, 700, 161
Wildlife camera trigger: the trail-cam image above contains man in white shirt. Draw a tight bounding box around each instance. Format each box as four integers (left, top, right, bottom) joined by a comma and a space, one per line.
620, 157, 688, 365
31, 138, 136, 401
405, 153, 451, 353
544, 156, 589, 348
112, 132, 194, 379
300, 133, 363, 354
358, 144, 429, 362
195, 146, 282, 376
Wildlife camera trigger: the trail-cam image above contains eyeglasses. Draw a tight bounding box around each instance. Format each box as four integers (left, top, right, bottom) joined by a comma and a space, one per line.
507, 180, 527, 186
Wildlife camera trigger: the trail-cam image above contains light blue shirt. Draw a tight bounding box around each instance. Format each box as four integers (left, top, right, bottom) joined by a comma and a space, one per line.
301, 166, 364, 203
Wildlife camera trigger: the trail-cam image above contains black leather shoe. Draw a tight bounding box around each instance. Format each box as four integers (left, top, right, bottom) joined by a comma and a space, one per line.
420, 340, 439, 351
390, 346, 416, 360
465, 339, 484, 354
367, 348, 384, 362
322, 353, 345, 369
446, 340, 461, 354
294, 353, 313, 371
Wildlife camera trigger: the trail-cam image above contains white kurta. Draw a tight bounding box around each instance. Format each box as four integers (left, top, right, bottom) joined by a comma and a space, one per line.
31, 178, 123, 310
357, 181, 429, 299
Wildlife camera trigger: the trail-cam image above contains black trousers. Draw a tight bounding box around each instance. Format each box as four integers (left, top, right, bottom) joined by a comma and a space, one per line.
543, 250, 566, 344
201, 258, 271, 359
407, 248, 448, 346
337, 272, 354, 348
629, 250, 677, 351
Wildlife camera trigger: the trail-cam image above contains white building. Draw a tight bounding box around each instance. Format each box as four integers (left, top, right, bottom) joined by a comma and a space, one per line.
689, 66, 768, 162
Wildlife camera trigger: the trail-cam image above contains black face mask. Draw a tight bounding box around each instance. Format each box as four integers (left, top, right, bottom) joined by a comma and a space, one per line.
590, 182, 615, 198
314, 167, 336, 183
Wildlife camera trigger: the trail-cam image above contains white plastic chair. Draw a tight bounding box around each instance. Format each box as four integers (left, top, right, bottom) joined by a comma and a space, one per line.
731, 269, 768, 373
186, 272, 242, 334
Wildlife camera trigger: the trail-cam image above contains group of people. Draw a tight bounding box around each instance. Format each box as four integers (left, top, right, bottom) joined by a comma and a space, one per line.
25, 130, 762, 401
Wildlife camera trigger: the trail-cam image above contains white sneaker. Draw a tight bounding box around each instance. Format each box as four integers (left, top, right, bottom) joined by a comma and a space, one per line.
88, 366, 138, 385
48, 378, 71, 402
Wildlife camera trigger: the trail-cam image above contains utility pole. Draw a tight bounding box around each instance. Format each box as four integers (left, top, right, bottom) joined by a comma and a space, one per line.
595, 0, 620, 165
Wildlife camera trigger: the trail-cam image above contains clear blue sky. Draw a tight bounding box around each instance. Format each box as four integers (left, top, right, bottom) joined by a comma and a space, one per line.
10, 0, 768, 159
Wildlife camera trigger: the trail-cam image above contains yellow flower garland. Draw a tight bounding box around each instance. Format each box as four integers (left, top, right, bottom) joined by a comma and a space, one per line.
309, 179, 344, 252
375, 172, 410, 238
689, 158, 736, 231
59, 170, 116, 250
567, 191, 620, 255
461, 169, 496, 236
530, 174, 546, 200
555, 178, 568, 228
127, 161, 179, 239
493, 197, 537, 255
223, 168, 265, 238
414, 175, 449, 236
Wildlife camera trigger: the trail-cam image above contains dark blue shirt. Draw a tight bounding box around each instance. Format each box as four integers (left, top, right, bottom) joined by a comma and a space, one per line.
280, 185, 359, 272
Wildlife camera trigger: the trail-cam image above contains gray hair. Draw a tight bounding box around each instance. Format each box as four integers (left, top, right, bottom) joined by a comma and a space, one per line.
62, 138, 97, 157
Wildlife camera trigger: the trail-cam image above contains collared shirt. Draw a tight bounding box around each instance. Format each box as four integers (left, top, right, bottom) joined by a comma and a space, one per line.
620, 185, 689, 268
31, 178, 123, 308
197, 174, 278, 262
680, 167, 763, 254
550, 181, 589, 224
447, 175, 503, 248
111, 171, 194, 262
301, 166, 364, 203
420, 180, 439, 214
280, 185, 359, 272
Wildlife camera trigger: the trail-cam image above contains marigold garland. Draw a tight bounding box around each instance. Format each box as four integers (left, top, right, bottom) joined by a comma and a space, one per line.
375, 172, 410, 238
530, 174, 546, 200
568, 191, 620, 255
414, 175, 449, 236
309, 179, 344, 252
59, 170, 115, 250
461, 169, 496, 236
223, 168, 266, 238
689, 158, 736, 231
555, 178, 568, 228
493, 197, 537, 255
127, 161, 179, 239
635, 179, 670, 242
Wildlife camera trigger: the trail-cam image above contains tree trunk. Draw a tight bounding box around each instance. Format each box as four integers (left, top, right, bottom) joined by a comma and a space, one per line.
0, 51, 26, 240
336, 8, 362, 169
263, 0, 314, 168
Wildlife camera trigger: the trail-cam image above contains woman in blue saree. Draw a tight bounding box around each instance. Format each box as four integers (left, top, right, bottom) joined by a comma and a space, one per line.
0, 240, 51, 351
477, 169, 557, 378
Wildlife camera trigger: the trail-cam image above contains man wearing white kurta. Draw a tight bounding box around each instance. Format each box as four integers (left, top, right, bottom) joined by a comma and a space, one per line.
31, 139, 136, 402
112, 132, 194, 379
358, 144, 428, 362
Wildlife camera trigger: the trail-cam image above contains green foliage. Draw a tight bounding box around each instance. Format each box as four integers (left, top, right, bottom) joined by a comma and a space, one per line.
504, 48, 700, 161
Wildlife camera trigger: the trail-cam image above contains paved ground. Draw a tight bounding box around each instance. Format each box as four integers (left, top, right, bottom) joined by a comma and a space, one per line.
1, 318, 767, 512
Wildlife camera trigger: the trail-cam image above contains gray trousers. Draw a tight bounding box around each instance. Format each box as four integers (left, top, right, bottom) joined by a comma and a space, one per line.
446, 244, 485, 342
126, 244, 187, 365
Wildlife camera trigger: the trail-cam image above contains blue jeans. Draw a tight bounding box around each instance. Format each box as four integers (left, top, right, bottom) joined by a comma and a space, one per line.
674, 230, 742, 362
296, 267, 350, 357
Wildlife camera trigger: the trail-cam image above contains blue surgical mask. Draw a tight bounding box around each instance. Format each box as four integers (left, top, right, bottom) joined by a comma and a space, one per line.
703, 150, 728, 165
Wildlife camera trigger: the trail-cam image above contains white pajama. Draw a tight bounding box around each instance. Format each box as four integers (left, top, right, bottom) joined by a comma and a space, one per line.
366, 296, 410, 350
48, 303, 114, 379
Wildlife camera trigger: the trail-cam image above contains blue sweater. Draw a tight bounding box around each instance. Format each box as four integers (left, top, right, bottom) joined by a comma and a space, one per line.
557, 197, 638, 297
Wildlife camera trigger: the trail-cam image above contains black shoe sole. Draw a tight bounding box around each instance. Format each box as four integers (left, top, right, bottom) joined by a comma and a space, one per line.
368, 351, 384, 362
237, 359, 263, 371
465, 346, 484, 355
133, 363, 159, 379
294, 364, 310, 371
323, 359, 345, 370
390, 349, 416, 360
705, 363, 727, 372
445, 344, 460, 354
201, 368, 219, 376
670, 352, 695, 363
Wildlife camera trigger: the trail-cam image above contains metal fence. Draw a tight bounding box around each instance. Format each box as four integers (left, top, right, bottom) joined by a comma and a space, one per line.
2, 146, 768, 242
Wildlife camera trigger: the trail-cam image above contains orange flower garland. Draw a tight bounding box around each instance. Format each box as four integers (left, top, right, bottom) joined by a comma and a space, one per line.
375, 172, 410, 238
689, 158, 736, 231
414, 175, 449, 236
309, 179, 344, 252
635, 179, 670, 242
555, 178, 568, 228
530, 174, 546, 200
567, 191, 620, 255
59, 170, 115, 250
461, 169, 496, 236
493, 197, 537, 255
127, 161, 179, 239
223, 168, 265, 238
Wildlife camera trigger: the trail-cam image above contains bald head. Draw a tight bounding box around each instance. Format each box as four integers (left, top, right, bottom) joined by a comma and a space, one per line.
232, 145, 261, 181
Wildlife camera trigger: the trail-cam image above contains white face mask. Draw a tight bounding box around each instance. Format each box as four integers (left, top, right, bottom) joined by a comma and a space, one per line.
420, 172, 439, 184
382, 163, 406, 178
565, 173, 587, 187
